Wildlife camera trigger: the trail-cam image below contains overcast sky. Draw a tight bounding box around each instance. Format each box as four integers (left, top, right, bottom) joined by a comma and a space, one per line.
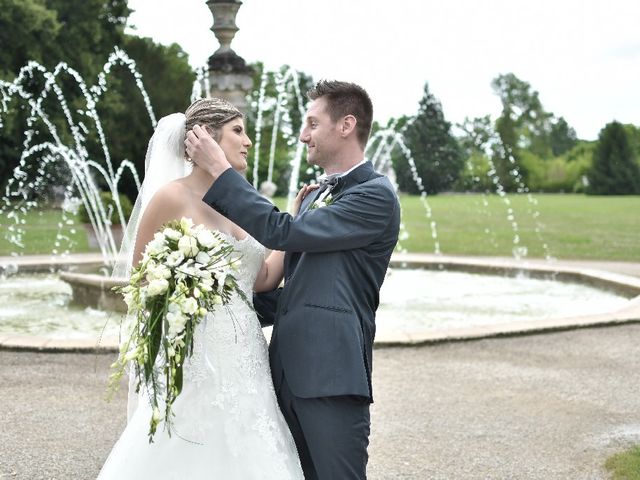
126, 0, 640, 140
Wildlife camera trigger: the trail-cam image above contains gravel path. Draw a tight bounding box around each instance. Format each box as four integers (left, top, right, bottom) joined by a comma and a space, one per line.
1, 324, 639, 479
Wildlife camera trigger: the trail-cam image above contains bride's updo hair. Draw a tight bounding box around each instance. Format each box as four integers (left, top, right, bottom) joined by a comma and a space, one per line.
184, 98, 243, 143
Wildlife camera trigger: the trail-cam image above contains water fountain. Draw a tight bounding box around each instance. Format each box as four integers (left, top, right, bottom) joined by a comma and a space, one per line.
0, 48, 149, 267
0, 1, 639, 350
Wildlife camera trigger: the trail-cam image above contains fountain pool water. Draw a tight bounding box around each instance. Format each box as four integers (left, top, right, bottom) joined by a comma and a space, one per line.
0, 269, 631, 341
376, 269, 630, 338
0, 274, 122, 340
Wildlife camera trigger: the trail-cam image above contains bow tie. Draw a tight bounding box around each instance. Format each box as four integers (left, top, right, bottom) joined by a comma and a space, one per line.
317, 173, 341, 187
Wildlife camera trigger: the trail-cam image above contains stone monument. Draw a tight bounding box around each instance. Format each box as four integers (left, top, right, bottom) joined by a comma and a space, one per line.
206, 0, 254, 112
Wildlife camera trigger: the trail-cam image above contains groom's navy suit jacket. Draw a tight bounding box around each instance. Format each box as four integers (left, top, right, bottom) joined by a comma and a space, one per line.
203, 161, 400, 401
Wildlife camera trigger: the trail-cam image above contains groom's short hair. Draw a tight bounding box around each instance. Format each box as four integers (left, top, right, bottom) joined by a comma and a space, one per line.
307, 80, 373, 149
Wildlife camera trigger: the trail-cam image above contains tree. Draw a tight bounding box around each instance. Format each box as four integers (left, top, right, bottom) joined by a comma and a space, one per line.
392, 82, 463, 194
0, 1, 61, 186
622, 123, 640, 165
490, 73, 579, 190
0, 0, 61, 77
45, 0, 130, 77
549, 116, 577, 156
0, 0, 132, 188
491, 73, 550, 188
587, 121, 640, 195
455, 116, 495, 192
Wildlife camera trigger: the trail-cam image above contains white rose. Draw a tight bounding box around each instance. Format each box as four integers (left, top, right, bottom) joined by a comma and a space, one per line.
162, 227, 182, 241
178, 235, 199, 257
196, 230, 218, 249
146, 264, 171, 281
192, 224, 205, 235
167, 311, 187, 338
156, 264, 172, 279
180, 217, 194, 232
168, 323, 185, 339
199, 278, 213, 292
181, 297, 198, 315
146, 232, 167, 256
168, 302, 181, 314
195, 251, 211, 265
165, 250, 185, 267
147, 278, 169, 296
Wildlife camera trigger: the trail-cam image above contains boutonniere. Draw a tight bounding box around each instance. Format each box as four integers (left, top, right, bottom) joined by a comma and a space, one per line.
309, 193, 334, 210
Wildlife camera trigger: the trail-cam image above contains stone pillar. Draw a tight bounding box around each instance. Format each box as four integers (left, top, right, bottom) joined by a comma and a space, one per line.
206, 0, 253, 113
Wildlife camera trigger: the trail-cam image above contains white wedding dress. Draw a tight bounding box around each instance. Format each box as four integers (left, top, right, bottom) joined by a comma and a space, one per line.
98, 233, 303, 479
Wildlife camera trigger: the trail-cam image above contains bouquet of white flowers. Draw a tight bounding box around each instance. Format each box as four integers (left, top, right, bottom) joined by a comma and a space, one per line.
108, 217, 247, 442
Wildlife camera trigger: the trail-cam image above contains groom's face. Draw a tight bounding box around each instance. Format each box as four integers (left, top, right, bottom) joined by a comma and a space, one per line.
300, 97, 340, 169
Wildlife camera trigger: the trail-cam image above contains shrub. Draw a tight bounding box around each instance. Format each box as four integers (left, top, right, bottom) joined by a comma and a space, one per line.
78, 191, 133, 225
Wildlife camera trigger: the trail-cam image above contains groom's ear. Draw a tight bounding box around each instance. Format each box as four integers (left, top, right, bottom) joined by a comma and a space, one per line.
340, 115, 357, 139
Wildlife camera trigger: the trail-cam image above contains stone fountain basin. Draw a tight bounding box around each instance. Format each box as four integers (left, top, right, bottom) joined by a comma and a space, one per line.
59, 271, 127, 313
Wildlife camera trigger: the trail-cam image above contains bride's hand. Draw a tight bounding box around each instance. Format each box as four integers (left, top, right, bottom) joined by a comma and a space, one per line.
293, 184, 320, 215
185, 124, 231, 181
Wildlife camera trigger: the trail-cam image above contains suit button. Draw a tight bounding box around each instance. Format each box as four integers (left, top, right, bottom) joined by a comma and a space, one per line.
282, 308, 288, 315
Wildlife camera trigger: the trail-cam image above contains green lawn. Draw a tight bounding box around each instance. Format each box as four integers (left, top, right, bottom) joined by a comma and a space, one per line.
1, 194, 639, 261
0, 208, 90, 255
605, 445, 640, 480
394, 194, 640, 261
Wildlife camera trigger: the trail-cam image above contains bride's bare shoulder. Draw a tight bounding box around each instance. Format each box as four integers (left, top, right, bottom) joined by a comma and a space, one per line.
143, 180, 191, 218
149, 180, 190, 204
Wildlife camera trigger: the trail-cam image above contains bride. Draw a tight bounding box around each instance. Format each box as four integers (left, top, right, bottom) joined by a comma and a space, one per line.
97, 98, 310, 479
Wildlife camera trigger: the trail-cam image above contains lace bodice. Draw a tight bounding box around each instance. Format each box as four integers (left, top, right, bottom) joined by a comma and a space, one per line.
185, 233, 267, 387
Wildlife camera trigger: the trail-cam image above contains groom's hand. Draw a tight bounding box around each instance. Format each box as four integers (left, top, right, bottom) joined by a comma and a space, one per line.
185, 124, 231, 181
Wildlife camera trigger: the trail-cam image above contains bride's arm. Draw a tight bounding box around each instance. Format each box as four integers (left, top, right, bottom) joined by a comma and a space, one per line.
132, 183, 185, 267
253, 250, 285, 293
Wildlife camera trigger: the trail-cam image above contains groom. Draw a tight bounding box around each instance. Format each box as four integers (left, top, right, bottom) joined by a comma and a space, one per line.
187, 80, 400, 479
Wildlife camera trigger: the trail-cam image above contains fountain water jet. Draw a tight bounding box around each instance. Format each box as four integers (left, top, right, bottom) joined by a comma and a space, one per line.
0, 48, 151, 265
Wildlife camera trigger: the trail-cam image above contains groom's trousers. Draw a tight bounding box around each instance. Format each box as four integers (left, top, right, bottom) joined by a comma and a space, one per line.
277, 374, 371, 480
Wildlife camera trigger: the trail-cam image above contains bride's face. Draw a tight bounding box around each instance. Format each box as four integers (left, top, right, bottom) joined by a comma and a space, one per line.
218, 118, 252, 173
